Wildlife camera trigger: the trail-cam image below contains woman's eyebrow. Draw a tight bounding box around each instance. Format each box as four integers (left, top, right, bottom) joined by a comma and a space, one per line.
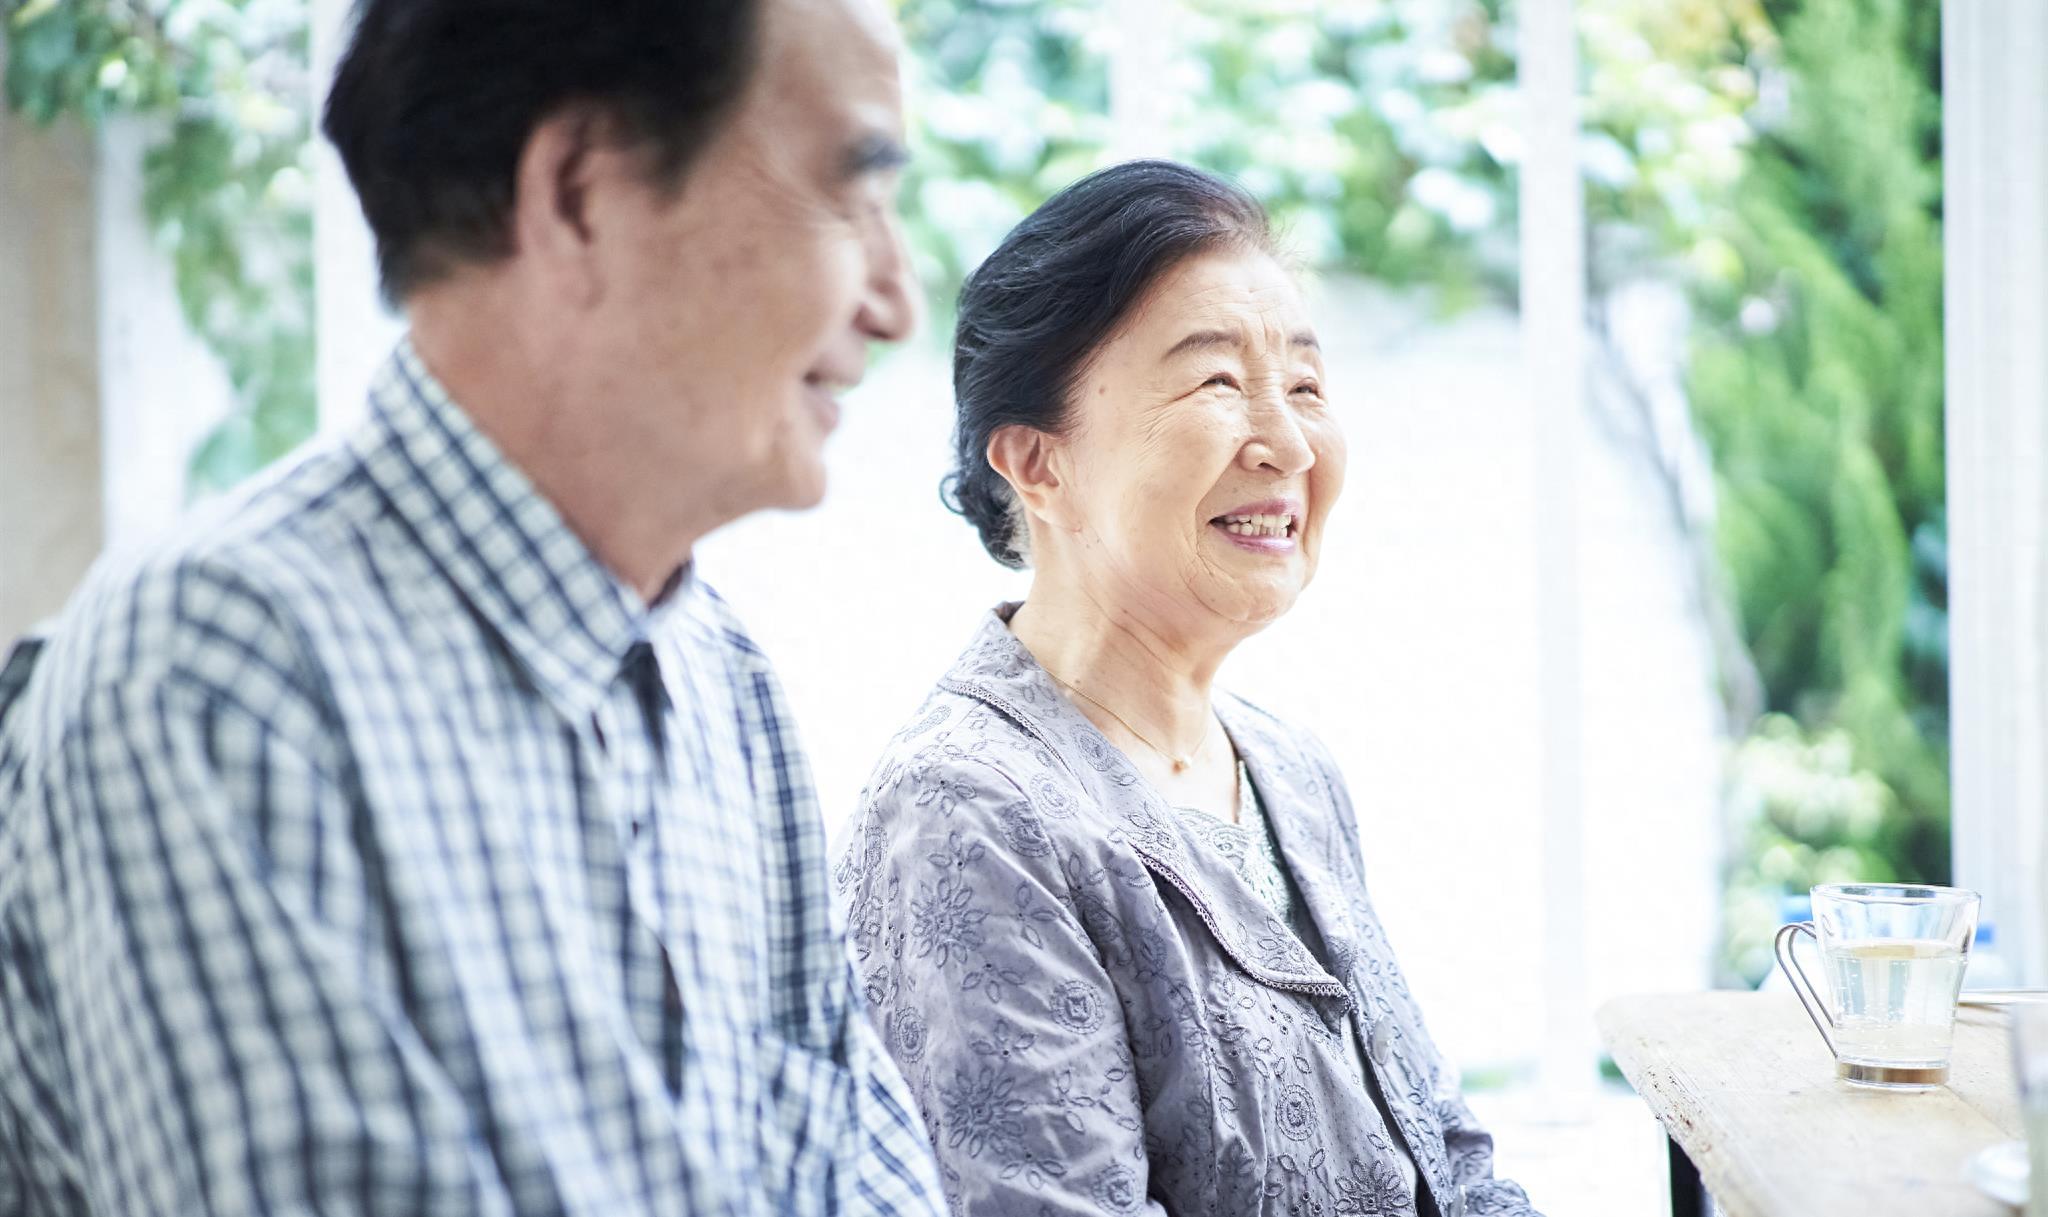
1159, 328, 1321, 361
1160, 329, 1241, 361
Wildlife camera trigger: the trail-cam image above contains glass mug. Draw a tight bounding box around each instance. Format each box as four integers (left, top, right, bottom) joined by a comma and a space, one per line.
1773, 883, 1980, 1089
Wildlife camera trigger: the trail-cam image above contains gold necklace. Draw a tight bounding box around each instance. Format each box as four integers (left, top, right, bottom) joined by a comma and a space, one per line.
1045, 671, 1209, 772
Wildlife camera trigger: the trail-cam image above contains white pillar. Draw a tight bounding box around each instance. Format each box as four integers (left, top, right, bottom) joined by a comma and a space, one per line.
0, 99, 102, 643
1943, 0, 2048, 986
1520, 0, 1595, 1095
311, 0, 402, 430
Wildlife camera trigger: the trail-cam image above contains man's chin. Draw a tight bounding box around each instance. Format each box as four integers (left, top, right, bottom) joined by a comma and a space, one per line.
769, 458, 830, 513
784, 480, 828, 512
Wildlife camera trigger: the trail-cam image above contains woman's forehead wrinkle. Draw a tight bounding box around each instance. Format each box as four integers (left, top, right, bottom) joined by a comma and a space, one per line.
1191, 292, 1307, 345
1127, 255, 1320, 377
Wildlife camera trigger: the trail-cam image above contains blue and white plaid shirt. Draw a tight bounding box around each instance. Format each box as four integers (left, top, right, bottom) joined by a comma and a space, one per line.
0, 342, 946, 1217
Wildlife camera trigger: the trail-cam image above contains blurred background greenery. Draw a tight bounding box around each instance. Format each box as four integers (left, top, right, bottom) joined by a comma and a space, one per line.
4, 0, 1946, 986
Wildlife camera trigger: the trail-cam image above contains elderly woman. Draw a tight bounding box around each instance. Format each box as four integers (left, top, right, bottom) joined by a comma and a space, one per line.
835, 160, 1540, 1217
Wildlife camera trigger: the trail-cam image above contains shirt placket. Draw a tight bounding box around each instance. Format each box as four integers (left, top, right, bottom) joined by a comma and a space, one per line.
649, 629, 781, 1204
651, 631, 769, 1015
593, 643, 687, 1090
630, 633, 776, 1207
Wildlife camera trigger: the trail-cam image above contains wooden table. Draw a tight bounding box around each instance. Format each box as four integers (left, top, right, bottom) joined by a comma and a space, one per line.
1598, 992, 2023, 1216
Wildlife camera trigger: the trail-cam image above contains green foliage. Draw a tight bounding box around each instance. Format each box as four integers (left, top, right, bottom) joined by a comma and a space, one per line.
895, 0, 1522, 317
1681, 0, 1947, 980
1576, 1, 1770, 282
1175, 0, 1516, 305
894, 0, 1777, 309
1719, 714, 1903, 980
4, 0, 315, 495
894, 0, 1115, 310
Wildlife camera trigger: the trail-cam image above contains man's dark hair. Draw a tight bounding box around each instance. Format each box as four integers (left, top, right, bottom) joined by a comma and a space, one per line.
323, 0, 760, 302
942, 159, 1276, 568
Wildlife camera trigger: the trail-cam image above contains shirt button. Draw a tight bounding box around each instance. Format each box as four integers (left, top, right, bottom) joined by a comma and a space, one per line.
1369, 1019, 1393, 1066
1451, 1183, 1468, 1217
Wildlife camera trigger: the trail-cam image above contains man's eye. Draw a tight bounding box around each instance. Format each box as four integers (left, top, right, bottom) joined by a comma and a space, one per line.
1203, 373, 1239, 390
1293, 382, 1322, 397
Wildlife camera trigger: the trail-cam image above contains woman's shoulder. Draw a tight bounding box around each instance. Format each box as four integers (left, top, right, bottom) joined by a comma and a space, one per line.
865, 682, 1045, 779
852, 684, 1099, 848
868, 682, 1024, 772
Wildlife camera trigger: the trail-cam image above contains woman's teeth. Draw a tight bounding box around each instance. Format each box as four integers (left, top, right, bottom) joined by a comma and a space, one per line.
1216, 513, 1295, 538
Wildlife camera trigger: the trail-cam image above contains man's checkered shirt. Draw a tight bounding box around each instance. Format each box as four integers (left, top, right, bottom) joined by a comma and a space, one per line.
0, 342, 946, 1216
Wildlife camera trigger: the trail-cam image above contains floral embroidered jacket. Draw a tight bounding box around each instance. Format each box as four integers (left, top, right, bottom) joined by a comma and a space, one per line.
833, 608, 1543, 1217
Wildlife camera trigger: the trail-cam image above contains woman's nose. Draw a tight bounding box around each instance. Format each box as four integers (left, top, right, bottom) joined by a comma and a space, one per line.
1241, 395, 1317, 475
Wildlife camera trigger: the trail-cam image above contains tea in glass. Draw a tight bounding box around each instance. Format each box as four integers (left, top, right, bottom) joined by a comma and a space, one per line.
1774, 883, 1979, 1089
1821, 938, 1966, 1076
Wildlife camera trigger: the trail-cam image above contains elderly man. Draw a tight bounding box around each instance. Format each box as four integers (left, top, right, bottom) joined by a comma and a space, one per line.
0, 0, 943, 1213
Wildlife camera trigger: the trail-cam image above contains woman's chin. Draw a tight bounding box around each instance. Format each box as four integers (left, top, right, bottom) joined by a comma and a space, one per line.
1197, 579, 1303, 631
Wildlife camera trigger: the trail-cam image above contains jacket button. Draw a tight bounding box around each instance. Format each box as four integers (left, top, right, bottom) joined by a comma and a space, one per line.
1369, 1019, 1393, 1066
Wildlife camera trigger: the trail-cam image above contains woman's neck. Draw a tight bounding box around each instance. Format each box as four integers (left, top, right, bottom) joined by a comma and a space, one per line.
1007, 581, 1233, 763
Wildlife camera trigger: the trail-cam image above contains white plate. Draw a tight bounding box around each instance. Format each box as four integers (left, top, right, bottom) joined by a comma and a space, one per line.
1968, 1140, 2029, 1209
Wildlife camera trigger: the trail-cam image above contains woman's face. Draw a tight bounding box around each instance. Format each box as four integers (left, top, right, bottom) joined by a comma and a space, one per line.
1032, 248, 1346, 636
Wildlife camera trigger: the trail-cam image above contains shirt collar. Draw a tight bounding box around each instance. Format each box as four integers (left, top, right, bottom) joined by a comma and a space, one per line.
354, 338, 666, 722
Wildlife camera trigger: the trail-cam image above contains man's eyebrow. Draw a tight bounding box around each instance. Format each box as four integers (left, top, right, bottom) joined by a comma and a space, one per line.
841, 132, 910, 179
1292, 331, 1321, 351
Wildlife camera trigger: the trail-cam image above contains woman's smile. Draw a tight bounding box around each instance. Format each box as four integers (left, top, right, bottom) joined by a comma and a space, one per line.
1209, 496, 1303, 554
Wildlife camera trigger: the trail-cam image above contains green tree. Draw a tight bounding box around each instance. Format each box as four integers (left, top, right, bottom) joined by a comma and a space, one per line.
1686, 0, 1946, 980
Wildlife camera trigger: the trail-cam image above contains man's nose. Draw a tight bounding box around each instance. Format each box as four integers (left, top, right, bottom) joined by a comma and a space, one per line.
856, 212, 920, 344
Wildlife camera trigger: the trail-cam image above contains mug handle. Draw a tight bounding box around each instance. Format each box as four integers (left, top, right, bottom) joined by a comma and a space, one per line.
1774, 921, 1839, 1060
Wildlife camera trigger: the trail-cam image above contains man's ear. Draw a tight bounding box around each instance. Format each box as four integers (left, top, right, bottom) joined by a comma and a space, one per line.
987, 424, 1078, 535
509, 106, 614, 310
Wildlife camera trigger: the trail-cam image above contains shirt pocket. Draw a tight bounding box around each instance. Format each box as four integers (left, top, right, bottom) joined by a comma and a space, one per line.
753, 1028, 858, 1217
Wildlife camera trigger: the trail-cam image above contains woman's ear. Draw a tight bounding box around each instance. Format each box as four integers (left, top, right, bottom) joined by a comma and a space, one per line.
987, 424, 1079, 534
